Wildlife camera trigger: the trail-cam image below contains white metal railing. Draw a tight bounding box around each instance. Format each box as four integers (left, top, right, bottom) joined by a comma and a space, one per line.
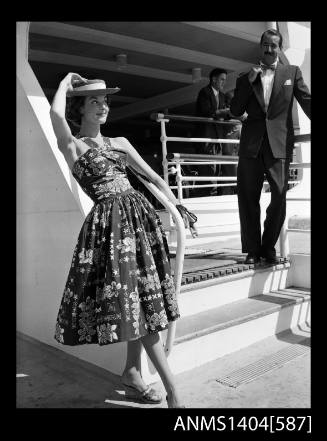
135, 174, 186, 356
152, 113, 303, 202
152, 112, 310, 259
152, 112, 242, 195
279, 134, 311, 258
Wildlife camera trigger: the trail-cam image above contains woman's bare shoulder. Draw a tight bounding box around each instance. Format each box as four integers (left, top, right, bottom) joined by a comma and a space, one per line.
109, 136, 132, 153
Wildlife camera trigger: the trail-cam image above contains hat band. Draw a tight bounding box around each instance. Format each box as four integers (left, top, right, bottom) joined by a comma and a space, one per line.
73, 83, 106, 92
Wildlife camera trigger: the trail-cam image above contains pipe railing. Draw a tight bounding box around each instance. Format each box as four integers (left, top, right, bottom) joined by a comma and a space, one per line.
152, 113, 304, 202
135, 174, 186, 356
151, 112, 243, 187
152, 112, 310, 259
279, 134, 311, 258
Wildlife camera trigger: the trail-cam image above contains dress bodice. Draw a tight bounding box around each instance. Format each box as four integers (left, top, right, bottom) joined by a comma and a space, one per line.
72, 136, 133, 202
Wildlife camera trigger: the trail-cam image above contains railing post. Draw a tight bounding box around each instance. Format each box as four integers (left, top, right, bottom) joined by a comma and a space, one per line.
175, 162, 183, 203
159, 118, 169, 184
279, 218, 290, 258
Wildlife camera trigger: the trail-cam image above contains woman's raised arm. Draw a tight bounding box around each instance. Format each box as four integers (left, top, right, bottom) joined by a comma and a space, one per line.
50, 73, 86, 152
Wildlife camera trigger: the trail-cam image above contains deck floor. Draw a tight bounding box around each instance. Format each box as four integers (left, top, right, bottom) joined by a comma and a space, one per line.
170, 231, 310, 276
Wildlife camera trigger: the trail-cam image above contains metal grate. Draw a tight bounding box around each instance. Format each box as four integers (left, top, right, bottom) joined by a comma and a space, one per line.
181, 258, 289, 285
216, 338, 310, 388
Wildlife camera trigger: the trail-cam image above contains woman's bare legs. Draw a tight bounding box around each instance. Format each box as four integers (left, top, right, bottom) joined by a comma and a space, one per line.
121, 339, 148, 391
141, 332, 183, 408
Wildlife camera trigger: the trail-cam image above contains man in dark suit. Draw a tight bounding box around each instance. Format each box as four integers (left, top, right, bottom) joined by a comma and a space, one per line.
196, 68, 231, 195
230, 28, 311, 264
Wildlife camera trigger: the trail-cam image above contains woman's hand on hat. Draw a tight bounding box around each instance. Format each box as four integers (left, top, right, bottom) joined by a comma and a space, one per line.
61, 72, 87, 92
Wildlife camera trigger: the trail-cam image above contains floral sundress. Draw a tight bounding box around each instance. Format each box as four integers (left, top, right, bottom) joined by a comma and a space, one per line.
54, 136, 179, 346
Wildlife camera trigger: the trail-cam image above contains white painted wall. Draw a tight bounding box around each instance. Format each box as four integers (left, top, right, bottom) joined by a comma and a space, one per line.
17, 22, 127, 375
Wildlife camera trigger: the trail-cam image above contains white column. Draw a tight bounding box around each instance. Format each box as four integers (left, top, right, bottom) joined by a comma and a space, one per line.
278, 22, 311, 201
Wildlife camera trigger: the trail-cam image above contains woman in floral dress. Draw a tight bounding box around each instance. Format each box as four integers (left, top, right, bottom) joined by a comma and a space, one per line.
50, 72, 184, 408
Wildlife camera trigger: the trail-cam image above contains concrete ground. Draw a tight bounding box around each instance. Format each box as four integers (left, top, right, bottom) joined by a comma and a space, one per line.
17, 324, 310, 409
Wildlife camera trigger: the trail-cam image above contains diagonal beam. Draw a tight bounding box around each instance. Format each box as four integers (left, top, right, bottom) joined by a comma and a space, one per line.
30, 22, 253, 72
182, 21, 265, 42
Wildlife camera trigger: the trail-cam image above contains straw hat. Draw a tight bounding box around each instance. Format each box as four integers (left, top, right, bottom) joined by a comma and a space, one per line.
67, 79, 120, 97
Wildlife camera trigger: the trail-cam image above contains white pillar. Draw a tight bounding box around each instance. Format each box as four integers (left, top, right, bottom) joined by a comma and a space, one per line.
278, 22, 311, 201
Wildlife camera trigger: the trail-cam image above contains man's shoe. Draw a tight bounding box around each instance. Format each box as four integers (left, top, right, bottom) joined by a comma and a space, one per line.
262, 255, 280, 264
244, 254, 260, 264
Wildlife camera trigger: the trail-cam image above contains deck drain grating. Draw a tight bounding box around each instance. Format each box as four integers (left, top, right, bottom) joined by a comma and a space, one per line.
216, 338, 310, 388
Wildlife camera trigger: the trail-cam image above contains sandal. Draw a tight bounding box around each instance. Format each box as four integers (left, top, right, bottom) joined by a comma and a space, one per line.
122, 382, 162, 404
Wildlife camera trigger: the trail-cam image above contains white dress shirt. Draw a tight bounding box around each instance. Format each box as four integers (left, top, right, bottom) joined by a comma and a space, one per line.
211, 86, 219, 109
260, 59, 278, 111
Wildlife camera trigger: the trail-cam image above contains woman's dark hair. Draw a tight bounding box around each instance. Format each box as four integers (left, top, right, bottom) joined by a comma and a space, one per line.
209, 68, 227, 82
66, 96, 86, 129
260, 29, 283, 49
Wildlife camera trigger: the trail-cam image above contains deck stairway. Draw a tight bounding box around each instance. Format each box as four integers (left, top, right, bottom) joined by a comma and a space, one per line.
141, 251, 310, 383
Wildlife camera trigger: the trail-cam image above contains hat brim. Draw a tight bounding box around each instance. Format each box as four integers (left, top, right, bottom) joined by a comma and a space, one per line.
67, 87, 121, 97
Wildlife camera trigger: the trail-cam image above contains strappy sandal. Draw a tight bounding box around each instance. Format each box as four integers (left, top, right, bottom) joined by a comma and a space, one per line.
122, 383, 162, 404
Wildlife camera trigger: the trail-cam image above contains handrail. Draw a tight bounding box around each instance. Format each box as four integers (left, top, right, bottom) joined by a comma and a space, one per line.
294, 133, 311, 143
168, 153, 238, 162
152, 111, 310, 260
135, 174, 186, 357
151, 112, 243, 126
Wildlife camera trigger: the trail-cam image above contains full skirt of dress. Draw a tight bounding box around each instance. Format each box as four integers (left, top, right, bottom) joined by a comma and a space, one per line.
54, 189, 179, 346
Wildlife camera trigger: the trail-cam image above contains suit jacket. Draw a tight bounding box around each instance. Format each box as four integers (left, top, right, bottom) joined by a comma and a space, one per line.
196, 85, 230, 140
230, 63, 311, 158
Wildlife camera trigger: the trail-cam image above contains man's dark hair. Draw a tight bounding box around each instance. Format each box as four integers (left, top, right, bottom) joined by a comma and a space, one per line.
260, 29, 283, 49
209, 68, 227, 82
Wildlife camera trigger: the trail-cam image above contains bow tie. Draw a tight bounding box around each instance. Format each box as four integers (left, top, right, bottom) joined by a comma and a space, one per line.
260, 64, 276, 71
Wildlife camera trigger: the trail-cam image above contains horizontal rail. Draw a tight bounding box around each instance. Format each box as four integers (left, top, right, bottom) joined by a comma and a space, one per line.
163, 136, 240, 144
167, 154, 310, 169
294, 133, 311, 143
168, 160, 309, 168
169, 162, 238, 166
152, 112, 242, 126
286, 228, 311, 233
175, 178, 299, 185
170, 183, 237, 189
168, 153, 237, 161
180, 176, 237, 182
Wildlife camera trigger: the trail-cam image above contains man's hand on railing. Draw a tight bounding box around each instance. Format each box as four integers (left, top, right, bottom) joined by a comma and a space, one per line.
175, 204, 198, 238
215, 108, 231, 119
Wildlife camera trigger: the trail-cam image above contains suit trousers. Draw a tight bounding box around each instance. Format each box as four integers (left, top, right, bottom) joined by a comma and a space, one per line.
237, 132, 291, 256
